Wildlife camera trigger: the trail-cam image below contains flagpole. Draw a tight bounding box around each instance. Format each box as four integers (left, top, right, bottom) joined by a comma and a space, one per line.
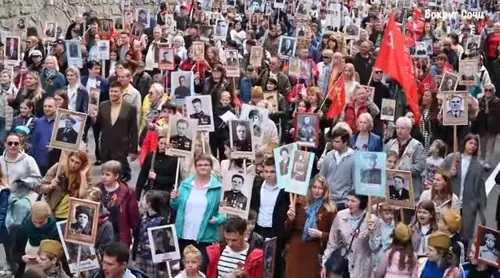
319, 73, 344, 112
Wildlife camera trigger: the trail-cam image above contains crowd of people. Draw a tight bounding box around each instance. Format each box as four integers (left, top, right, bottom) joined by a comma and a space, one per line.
0, 0, 500, 277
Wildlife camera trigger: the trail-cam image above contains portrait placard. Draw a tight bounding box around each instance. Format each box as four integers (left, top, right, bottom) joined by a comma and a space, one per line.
166, 116, 197, 157
49, 109, 87, 151
185, 95, 214, 132
129, 22, 144, 40
474, 225, 500, 268
225, 49, 240, 77
240, 104, 269, 147
137, 8, 150, 28
278, 36, 297, 58
96, 40, 110, 60
413, 41, 430, 58
148, 225, 181, 263
64, 198, 100, 246
465, 35, 480, 56
200, 25, 214, 41
344, 18, 360, 40
99, 19, 113, 36
246, 0, 265, 13
294, 113, 319, 148
214, 20, 229, 41
229, 119, 255, 160
192, 41, 205, 61
44, 21, 58, 40
263, 237, 277, 278
385, 170, 414, 209
66, 40, 83, 68
458, 59, 478, 86
355, 151, 387, 197
219, 170, 254, 219
441, 91, 468, 126
438, 72, 459, 92
114, 17, 124, 31
273, 143, 298, 188
170, 71, 194, 105
263, 92, 279, 113
274, 0, 285, 9
288, 57, 301, 77
380, 98, 396, 121
285, 150, 315, 196
88, 88, 100, 117
249, 46, 263, 67
3, 36, 20, 63
158, 47, 175, 70
56, 221, 100, 274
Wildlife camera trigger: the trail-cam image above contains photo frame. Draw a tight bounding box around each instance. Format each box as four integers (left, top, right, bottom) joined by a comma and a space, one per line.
263, 92, 279, 113
214, 20, 229, 41
56, 221, 100, 274
380, 98, 396, 121
44, 21, 58, 40
285, 150, 315, 196
344, 19, 360, 40
273, 143, 298, 188
88, 88, 100, 118
240, 104, 269, 147
225, 49, 240, 77
263, 237, 277, 278
170, 71, 194, 105
136, 8, 150, 28
148, 224, 181, 263
114, 17, 124, 31
438, 72, 459, 92
458, 59, 478, 86
99, 19, 114, 36
385, 170, 414, 209
464, 35, 480, 56
158, 47, 175, 70
3, 36, 20, 63
246, 0, 265, 13
288, 57, 301, 77
192, 41, 205, 61
355, 151, 387, 198
229, 119, 255, 160
278, 36, 297, 58
49, 109, 87, 151
219, 169, 254, 219
274, 0, 285, 9
129, 22, 144, 40
166, 115, 197, 157
64, 198, 100, 246
96, 40, 110, 60
185, 95, 215, 132
441, 91, 469, 126
294, 113, 319, 148
249, 46, 263, 67
474, 225, 500, 267
413, 41, 429, 58
200, 25, 214, 41
66, 40, 83, 68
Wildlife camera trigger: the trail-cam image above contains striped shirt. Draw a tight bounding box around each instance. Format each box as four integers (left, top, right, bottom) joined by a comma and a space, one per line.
217, 245, 249, 277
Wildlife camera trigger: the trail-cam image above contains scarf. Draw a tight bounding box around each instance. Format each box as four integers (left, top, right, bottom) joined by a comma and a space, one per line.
45, 69, 56, 79
22, 216, 58, 246
302, 199, 322, 241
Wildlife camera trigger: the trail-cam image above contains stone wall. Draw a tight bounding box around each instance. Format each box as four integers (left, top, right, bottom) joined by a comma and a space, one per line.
0, 0, 157, 35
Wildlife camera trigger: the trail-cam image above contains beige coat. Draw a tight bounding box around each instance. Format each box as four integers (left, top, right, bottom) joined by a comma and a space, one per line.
323, 209, 378, 278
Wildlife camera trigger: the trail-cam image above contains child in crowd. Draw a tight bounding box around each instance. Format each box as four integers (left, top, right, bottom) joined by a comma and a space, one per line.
212, 91, 234, 160
410, 200, 438, 257
422, 139, 447, 190
132, 190, 167, 277
174, 245, 206, 278
386, 150, 399, 170
374, 223, 417, 278
371, 203, 396, 266
415, 231, 461, 277
462, 239, 500, 277
438, 209, 466, 265
245, 210, 264, 249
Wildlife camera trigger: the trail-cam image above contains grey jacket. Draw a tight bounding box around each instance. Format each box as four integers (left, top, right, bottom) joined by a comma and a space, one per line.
442, 152, 486, 242
319, 148, 356, 206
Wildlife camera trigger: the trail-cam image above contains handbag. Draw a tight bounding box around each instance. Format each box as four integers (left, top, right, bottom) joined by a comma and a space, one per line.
324, 212, 367, 277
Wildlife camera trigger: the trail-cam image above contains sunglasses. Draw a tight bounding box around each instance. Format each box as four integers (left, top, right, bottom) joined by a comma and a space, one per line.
322, 56, 331, 59
485, 88, 494, 92
7, 141, 19, 146
375, 71, 383, 74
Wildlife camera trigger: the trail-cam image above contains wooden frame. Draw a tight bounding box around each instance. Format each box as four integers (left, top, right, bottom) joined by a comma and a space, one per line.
474, 225, 500, 268
64, 198, 100, 247
441, 91, 469, 126
166, 115, 197, 157
385, 170, 414, 209
294, 113, 319, 148
49, 109, 87, 151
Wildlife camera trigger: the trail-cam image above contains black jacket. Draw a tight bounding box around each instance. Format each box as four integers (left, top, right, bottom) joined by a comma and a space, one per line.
135, 151, 179, 199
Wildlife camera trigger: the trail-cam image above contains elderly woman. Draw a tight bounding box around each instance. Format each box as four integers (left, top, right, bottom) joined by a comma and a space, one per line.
321, 190, 378, 278
170, 155, 227, 272
140, 83, 168, 132
173, 35, 188, 61
473, 84, 500, 170
351, 112, 383, 152
442, 134, 486, 245
40, 56, 66, 97
338, 85, 380, 134
385, 116, 426, 199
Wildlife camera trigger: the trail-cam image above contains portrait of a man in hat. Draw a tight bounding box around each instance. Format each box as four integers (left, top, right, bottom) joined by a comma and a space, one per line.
360, 153, 382, 184
70, 205, 93, 236
56, 115, 79, 144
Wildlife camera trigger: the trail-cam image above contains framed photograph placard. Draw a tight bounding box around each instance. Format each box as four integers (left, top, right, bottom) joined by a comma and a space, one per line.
294, 113, 319, 148
380, 98, 396, 121
273, 143, 298, 188
458, 59, 478, 86
148, 224, 181, 263
219, 169, 254, 219
4, 36, 20, 63
438, 72, 459, 92
285, 150, 315, 196
474, 225, 500, 267
49, 109, 87, 151
185, 95, 214, 132
229, 119, 255, 160
64, 198, 100, 247
249, 46, 263, 67
355, 151, 387, 198
263, 237, 277, 278
441, 91, 469, 126
166, 115, 197, 157
385, 170, 414, 209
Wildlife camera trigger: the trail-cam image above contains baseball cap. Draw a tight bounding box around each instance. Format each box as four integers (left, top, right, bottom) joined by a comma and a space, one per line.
51, 38, 64, 46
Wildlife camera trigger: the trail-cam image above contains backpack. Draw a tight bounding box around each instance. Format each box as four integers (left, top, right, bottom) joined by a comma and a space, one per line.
5, 194, 32, 231
0, 188, 10, 228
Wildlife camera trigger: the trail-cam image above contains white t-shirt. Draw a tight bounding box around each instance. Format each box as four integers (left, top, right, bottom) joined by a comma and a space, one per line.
182, 181, 210, 240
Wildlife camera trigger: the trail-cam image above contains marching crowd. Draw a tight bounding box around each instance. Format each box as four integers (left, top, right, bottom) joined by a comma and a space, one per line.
1, 0, 500, 277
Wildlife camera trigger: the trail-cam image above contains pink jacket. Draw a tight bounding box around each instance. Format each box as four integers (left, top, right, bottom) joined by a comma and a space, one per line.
374, 250, 416, 278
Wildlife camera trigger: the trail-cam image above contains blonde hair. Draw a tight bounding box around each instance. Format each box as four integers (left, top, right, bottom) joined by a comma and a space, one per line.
183, 245, 202, 263
220, 91, 231, 99
84, 187, 103, 202
149, 83, 165, 96
306, 175, 336, 213
357, 112, 374, 131
45, 56, 60, 71
332, 122, 353, 136
31, 201, 52, 219
65, 66, 81, 82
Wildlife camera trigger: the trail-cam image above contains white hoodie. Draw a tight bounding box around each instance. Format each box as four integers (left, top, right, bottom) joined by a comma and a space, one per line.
0, 151, 42, 197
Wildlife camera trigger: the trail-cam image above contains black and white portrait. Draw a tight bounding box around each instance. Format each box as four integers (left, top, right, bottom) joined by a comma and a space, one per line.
459, 60, 477, 85
64, 198, 100, 246
468, 0, 479, 10
247, 0, 264, 13
291, 151, 310, 182
223, 174, 248, 209
201, 0, 213, 11
465, 35, 480, 56
44, 21, 58, 39
229, 120, 254, 159
263, 238, 277, 277
186, 95, 214, 132
17, 18, 25, 30
438, 72, 458, 92
475, 226, 500, 267
225, 50, 240, 77
240, 104, 269, 140
388, 175, 409, 201
360, 152, 382, 185
380, 98, 396, 121
100, 19, 113, 34
129, 22, 144, 40
386, 170, 414, 208
200, 25, 214, 41
214, 20, 228, 40
137, 9, 149, 27
167, 116, 197, 156
148, 225, 180, 263
278, 36, 296, 57
4, 36, 20, 61
68, 42, 79, 58
56, 221, 100, 273
158, 47, 174, 70
414, 41, 428, 57
192, 41, 205, 61
344, 21, 360, 40
295, 113, 318, 148
170, 72, 193, 104
277, 145, 291, 176
442, 92, 468, 126
51, 109, 86, 151
114, 17, 123, 30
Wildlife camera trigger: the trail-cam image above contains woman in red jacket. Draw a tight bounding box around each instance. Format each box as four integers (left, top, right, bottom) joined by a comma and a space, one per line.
206, 217, 263, 278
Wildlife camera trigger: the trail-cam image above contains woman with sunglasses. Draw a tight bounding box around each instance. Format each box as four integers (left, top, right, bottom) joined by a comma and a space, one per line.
170, 155, 227, 272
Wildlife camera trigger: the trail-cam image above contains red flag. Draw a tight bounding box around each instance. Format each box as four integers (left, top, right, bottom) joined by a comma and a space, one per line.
418, 73, 436, 95
444, 62, 453, 73
374, 13, 420, 122
233, 94, 242, 108
326, 75, 346, 119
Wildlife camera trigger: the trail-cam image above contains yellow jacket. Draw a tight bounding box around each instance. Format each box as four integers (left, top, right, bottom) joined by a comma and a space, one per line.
140, 94, 169, 131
